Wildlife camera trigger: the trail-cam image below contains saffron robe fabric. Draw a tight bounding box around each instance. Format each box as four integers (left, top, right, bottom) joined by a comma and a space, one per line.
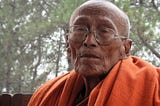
28, 56, 160, 106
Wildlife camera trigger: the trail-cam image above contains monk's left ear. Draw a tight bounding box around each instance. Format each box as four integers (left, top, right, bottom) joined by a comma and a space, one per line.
123, 39, 132, 56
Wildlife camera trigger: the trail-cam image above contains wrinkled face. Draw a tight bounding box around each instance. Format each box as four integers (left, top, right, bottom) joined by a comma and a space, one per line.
67, 2, 131, 77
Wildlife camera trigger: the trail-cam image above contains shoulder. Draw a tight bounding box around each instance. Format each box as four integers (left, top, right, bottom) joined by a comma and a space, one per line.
122, 56, 158, 80
28, 70, 76, 105
34, 70, 76, 94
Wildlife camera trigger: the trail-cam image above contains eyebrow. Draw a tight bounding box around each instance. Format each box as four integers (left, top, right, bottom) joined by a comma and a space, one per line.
72, 15, 90, 25
99, 17, 116, 29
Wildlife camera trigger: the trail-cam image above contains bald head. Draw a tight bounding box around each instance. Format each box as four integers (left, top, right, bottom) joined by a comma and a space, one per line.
70, 0, 130, 37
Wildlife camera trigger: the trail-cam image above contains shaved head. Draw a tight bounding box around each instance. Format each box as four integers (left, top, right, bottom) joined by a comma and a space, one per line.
70, 0, 130, 37
67, 0, 132, 78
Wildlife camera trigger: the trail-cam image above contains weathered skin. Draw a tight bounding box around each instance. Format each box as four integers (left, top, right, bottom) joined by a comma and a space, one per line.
66, 0, 132, 90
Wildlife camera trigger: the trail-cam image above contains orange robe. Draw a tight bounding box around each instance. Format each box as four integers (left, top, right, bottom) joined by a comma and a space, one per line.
28, 56, 160, 106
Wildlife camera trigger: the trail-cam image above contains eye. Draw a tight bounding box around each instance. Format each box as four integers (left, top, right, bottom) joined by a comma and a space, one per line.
99, 28, 115, 35
99, 28, 110, 33
74, 26, 87, 32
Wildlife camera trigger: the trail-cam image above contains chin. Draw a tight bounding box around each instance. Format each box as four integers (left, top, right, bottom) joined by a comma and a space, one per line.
74, 63, 107, 77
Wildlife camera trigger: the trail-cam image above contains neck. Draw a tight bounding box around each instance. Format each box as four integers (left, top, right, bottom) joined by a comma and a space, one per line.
82, 74, 106, 94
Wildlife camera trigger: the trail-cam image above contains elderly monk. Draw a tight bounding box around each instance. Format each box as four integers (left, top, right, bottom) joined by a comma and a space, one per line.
28, 0, 160, 106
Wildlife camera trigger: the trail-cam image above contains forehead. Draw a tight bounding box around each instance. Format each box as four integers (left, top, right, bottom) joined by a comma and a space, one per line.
73, 15, 113, 23
70, 1, 130, 37
70, 1, 117, 24
78, 5, 108, 16
71, 3, 117, 30
72, 15, 116, 30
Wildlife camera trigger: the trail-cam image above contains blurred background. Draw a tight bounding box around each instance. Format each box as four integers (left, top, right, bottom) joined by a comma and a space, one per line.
0, 0, 160, 94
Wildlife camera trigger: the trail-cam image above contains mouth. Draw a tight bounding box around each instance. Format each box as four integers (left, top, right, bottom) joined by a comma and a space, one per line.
80, 54, 100, 59
76, 52, 102, 64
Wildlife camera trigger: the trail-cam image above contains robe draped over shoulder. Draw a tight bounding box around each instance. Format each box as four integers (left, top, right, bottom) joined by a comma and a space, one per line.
28, 56, 160, 106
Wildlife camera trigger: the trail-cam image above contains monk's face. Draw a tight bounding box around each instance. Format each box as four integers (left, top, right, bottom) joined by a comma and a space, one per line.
67, 1, 131, 77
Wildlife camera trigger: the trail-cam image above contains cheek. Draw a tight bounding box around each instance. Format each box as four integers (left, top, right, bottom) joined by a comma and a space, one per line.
102, 45, 121, 67
102, 46, 115, 59
69, 43, 81, 64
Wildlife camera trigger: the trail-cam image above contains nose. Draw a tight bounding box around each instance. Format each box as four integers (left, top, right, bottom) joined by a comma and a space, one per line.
82, 32, 98, 48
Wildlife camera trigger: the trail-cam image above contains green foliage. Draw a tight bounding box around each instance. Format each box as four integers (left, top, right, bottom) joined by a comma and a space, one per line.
0, 0, 159, 94
115, 0, 160, 66
49, 0, 86, 25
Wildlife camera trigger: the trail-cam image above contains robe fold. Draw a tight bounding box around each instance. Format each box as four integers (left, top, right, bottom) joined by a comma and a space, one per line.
28, 56, 160, 106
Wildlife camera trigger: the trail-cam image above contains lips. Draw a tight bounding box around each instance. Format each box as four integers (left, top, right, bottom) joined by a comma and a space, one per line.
80, 53, 100, 59
78, 52, 102, 64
